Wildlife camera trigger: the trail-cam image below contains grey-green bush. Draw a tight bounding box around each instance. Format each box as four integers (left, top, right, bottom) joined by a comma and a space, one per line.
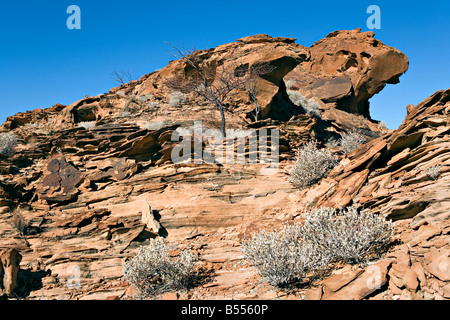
241, 223, 326, 287
168, 91, 187, 107
289, 141, 338, 189
77, 121, 96, 130
123, 238, 198, 298
287, 90, 320, 117
338, 131, 366, 155
425, 164, 441, 180
0, 132, 18, 156
242, 205, 393, 287
301, 205, 394, 264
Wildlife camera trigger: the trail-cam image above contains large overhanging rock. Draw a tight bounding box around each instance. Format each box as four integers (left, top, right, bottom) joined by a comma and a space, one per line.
285, 29, 409, 118
134, 34, 310, 121
130, 30, 407, 122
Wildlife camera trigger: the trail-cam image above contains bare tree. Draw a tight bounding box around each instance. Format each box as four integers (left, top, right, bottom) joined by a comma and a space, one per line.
111, 70, 133, 85
165, 44, 250, 137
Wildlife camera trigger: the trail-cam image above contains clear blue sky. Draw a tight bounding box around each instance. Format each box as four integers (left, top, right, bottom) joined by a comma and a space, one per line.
0, 0, 448, 129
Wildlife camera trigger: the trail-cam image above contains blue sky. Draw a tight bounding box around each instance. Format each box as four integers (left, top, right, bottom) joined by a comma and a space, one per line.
0, 1, 448, 129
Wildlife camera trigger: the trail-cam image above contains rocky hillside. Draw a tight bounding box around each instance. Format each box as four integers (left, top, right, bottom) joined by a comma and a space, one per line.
0, 29, 448, 300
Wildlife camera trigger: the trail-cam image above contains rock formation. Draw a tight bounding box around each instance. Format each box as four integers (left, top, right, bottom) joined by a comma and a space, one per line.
0, 29, 447, 300
0, 248, 22, 297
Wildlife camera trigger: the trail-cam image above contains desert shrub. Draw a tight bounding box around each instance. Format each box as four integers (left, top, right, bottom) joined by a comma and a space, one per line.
378, 121, 389, 130
77, 121, 96, 130
301, 205, 394, 264
9, 208, 29, 236
24, 123, 38, 129
168, 91, 187, 107
137, 94, 153, 103
242, 205, 393, 287
226, 129, 254, 139
287, 90, 320, 117
338, 131, 366, 155
174, 126, 193, 137
287, 90, 307, 107
141, 121, 167, 131
148, 101, 159, 108
242, 223, 325, 287
426, 164, 441, 180
303, 100, 320, 117
0, 132, 18, 156
123, 238, 198, 298
285, 79, 297, 89
289, 141, 338, 189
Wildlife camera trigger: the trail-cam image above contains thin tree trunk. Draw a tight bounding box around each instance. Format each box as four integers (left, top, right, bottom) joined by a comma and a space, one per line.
218, 104, 227, 138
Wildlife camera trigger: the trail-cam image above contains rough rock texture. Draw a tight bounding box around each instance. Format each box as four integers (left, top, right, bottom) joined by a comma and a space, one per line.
0, 31, 447, 300
285, 29, 409, 118
0, 248, 22, 297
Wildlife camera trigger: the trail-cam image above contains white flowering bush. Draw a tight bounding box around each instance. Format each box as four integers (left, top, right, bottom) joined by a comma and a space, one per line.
338, 131, 366, 155
0, 132, 18, 156
123, 238, 198, 298
301, 205, 394, 264
289, 141, 338, 189
168, 91, 187, 107
242, 223, 326, 287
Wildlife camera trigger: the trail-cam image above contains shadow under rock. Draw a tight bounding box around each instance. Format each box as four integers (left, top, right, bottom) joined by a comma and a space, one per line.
15, 268, 51, 300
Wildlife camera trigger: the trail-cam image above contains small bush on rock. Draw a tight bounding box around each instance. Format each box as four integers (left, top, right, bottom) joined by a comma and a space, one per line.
287, 90, 320, 117
242, 223, 326, 287
242, 205, 393, 287
0, 132, 18, 156
10, 208, 29, 236
301, 205, 394, 264
168, 91, 187, 107
123, 238, 198, 298
426, 164, 441, 181
289, 141, 338, 189
338, 131, 366, 155
140, 121, 167, 131
77, 121, 96, 130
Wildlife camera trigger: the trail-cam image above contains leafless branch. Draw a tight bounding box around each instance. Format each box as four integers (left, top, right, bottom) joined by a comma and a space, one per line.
111, 70, 133, 85
165, 43, 250, 137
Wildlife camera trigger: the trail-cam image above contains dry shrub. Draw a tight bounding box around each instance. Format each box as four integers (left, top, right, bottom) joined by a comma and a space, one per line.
10, 208, 29, 236
0, 132, 18, 156
301, 205, 394, 264
242, 205, 393, 287
242, 223, 326, 287
338, 131, 366, 155
123, 238, 198, 298
289, 141, 338, 189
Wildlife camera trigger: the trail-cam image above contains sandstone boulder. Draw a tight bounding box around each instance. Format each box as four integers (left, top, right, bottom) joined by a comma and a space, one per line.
36, 155, 84, 203
285, 29, 409, 118
0, 248, 22, 297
